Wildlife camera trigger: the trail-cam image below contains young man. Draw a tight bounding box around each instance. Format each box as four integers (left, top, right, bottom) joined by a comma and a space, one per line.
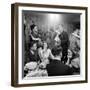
24, 42, 48, 77
46, 47, 73, 76
58, 24, 70, 64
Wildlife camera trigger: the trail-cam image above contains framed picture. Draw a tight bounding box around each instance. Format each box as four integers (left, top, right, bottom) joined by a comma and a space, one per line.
11, 3, 88, 87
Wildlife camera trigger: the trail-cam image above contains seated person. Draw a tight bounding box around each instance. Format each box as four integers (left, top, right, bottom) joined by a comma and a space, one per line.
38, 41, 55, 69
29, 41, 40, 63
46, 47, 73, 76
66, 49, 80, 74
66, 49, 74, 66
51, 45, 62, 61
71, 57, 80, 74
29, 24, 41, 42
24, 62, 48, 78
24, 41, 48, 78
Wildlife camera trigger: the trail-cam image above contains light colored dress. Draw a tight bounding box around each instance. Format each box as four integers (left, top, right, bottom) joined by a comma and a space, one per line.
24, 62, 48, 78
39, 49, 54, 68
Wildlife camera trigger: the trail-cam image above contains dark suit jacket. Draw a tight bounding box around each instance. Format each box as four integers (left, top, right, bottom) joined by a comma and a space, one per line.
59, 31, 69, 48
46, 60, 72, 76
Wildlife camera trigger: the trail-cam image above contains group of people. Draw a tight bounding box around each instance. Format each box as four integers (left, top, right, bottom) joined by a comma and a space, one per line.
24, 23, 80, 78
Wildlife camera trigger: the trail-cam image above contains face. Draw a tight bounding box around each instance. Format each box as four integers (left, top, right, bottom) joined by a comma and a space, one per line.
43, 42, 48, 49
55, 41, 60, 47
31, 43, 37, 51
74, 29, 80, 35
67, 49, 73, 58
33, 26, 38, 35
59, 24, 63, 33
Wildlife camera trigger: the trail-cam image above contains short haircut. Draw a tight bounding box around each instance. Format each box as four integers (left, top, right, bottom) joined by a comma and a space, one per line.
52, 46, 62, 56
37, 42, 43, 49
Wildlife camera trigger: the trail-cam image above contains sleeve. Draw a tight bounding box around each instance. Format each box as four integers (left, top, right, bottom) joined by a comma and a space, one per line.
30, 33, 40, 41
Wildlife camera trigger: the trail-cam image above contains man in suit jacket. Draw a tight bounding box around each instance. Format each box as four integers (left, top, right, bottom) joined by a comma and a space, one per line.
58, 24, 70, 64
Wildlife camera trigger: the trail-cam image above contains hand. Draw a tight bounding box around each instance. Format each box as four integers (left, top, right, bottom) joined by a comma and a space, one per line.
39, 62, 46, 69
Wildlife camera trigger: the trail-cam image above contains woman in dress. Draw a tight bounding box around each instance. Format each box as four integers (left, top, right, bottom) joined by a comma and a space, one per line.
39, 42, 55, 69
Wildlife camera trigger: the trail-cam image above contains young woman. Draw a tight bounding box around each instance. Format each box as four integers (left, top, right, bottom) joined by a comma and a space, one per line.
29, 24, 41, 42
66, 49, 80, 74
39, 42, 55, 69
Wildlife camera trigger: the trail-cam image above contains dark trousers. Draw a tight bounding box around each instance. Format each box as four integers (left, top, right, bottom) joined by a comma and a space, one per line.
61, 47, 68, 64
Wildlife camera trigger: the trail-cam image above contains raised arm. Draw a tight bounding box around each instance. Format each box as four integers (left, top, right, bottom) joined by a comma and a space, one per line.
30, 34, 41, 41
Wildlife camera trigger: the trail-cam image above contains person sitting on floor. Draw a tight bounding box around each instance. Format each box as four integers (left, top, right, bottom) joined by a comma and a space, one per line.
38, 41, 55, 69
66, 49, 80, 75
24, 41, 48, 78
46, 47, 73, 76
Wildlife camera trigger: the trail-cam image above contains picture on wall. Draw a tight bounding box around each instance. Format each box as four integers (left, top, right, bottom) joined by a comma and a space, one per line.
11, 3, 88, 87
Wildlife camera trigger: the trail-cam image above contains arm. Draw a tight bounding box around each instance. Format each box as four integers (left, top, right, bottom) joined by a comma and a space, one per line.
31, 34, 41, 41
66, 58, 70, 65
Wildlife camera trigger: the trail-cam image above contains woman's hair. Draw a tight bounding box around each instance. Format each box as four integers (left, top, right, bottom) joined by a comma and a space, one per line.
30, 24, 37, 31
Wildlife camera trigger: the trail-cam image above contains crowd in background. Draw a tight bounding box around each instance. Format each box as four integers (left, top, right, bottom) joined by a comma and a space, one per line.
23, 19, 80, 78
